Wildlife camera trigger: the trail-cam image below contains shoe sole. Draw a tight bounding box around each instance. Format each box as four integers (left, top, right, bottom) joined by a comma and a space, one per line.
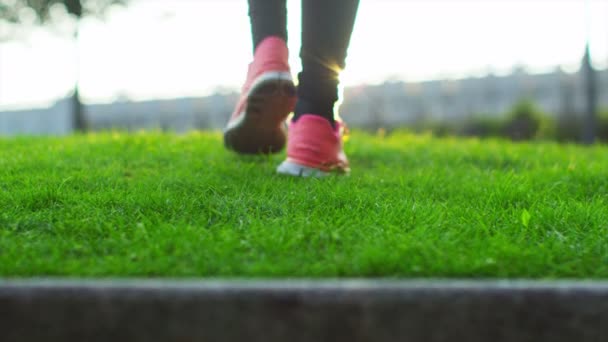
276, 160, 330, 177
224, 73, 296, 154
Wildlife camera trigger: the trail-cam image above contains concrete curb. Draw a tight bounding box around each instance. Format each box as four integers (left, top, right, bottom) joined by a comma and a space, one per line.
1, 279, 607, 342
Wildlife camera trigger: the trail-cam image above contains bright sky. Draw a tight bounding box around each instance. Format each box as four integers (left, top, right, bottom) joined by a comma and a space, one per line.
0, 0, 607, 109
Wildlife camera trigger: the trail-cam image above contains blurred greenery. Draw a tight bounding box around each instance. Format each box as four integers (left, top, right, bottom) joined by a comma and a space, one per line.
407, 100, 608, 144
502, 100, 548, 141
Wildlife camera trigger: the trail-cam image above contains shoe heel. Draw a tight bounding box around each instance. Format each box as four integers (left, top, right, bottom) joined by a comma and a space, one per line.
224, 77, 295, 154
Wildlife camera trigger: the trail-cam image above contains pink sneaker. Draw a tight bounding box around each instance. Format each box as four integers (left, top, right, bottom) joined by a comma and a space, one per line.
224, 36, 296, 154
277, 114, 350, 177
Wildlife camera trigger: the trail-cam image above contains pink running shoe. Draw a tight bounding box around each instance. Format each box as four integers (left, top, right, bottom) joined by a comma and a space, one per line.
277, 114, 350, 177
224, 36, 296, 154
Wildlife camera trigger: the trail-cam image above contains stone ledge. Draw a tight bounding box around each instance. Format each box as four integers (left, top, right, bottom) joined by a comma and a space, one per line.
1, 279, 607, 342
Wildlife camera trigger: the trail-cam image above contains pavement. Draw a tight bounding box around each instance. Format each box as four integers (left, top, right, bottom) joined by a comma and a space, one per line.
1, 279, 607, 342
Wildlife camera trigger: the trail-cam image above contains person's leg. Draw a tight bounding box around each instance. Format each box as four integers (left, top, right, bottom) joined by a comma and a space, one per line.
248, 0, 288, 53
277, 0, 359, 176
294, 0, 360, 126
224, 0, 296, 154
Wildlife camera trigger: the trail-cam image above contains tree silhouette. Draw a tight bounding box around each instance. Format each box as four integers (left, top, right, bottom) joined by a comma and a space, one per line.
581, 43, 597, 144
1, 0, 127, 132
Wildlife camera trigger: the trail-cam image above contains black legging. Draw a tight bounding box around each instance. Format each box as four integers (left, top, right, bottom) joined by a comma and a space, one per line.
248, 0, 360, 125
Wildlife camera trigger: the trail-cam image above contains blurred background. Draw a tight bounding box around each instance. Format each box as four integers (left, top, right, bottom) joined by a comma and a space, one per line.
1, 0, 607, 143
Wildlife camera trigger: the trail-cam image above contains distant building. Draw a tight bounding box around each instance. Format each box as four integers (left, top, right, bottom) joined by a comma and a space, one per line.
0, 99, 72, 135
1, 67, 607, 135
85, 93, 238, 132
341, 67, 608, 129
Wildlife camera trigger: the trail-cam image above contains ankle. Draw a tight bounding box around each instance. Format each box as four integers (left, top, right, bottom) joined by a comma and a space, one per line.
293, 100, 335, 127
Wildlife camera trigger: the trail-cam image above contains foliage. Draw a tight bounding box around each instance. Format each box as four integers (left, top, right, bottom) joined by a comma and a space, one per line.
526, 108, 608, 144
597, 109, 608, 143
554, 115, 582, 143
0, 0, 126, 23
408, 100, 608, 145
459, 114, 503, 138
502, 100, 551, 141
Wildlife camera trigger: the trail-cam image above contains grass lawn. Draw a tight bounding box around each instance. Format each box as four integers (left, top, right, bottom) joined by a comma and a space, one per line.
1, 130, 607, 278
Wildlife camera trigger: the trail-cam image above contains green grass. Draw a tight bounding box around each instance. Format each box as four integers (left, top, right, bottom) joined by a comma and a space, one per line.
1, 130, 607, 278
